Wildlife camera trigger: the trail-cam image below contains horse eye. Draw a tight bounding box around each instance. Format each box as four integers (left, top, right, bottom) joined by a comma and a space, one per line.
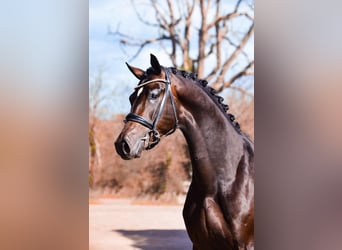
149, 89, 160, 100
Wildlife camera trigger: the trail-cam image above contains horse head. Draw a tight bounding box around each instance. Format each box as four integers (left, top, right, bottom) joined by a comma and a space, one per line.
115, 54, 178, 160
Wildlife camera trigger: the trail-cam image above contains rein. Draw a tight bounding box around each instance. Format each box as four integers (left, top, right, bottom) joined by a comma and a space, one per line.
124, 67, 178, 150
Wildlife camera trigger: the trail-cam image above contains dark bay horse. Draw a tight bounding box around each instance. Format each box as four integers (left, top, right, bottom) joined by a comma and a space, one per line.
115, 54, 254, 250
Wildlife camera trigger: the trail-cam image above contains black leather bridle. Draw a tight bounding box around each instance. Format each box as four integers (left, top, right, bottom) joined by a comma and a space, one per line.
124, 67, 178, 150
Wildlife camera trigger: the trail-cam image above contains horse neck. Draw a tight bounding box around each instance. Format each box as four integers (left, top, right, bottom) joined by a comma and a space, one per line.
175, 77, 245, 195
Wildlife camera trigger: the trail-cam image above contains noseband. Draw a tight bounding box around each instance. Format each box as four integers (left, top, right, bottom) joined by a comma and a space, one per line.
124, 67, 178, 150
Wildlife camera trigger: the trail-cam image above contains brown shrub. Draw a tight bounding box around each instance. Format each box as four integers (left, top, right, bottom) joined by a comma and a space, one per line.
226, 92, 254, 141
90, 117, 190, 199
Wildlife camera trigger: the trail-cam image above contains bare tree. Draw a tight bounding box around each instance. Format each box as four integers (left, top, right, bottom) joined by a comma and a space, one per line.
89, 69, 108, 184
111, 0, 254, 94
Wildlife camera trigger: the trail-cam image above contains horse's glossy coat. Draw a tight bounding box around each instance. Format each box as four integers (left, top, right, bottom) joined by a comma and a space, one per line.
115, 55, 254, 250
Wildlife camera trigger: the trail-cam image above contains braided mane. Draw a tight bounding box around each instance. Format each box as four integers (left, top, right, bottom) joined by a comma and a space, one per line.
169, 67, 241, 133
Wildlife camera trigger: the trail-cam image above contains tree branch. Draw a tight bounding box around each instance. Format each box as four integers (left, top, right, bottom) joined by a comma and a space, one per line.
234, 0, 243, 12
223, 35, 250, 61
127, 35, 175, 61
208, 11, 254, 30
229, 85, 254, 98
109, 0, 254, 95
130, 0, 160, 27
212, 60, 254, 92
215, 22, 254, 86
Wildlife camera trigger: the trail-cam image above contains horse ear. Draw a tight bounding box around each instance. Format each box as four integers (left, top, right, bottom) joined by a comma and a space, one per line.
150, 54, 161, 75
126, 62, 145, 80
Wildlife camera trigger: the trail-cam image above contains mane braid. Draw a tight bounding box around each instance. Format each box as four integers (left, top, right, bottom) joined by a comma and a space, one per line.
169, 67, 241, 133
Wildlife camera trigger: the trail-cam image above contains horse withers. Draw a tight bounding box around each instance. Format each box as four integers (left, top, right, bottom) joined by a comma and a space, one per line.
115, 54, 254, 250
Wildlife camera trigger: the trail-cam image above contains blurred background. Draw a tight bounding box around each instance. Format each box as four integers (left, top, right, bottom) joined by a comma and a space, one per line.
0, 0, 341, 249
88, 0, 254, 200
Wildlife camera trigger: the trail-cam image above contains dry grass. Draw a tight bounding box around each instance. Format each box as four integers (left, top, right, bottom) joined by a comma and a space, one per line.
89, 199, 102, 205
130, 199, 181, 206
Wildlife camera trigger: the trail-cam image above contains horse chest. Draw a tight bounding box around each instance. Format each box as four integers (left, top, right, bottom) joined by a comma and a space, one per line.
183, 193, 239, 250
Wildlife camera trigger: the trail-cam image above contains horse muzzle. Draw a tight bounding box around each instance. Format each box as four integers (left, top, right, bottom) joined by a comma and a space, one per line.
115, 134, 144, 160
115, 130, 161, 160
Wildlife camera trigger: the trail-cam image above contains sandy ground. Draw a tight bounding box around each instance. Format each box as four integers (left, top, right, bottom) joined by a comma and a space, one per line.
89, 198, 192, 250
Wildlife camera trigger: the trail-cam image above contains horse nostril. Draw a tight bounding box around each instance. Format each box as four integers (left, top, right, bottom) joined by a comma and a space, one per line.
122, 140, 130, 155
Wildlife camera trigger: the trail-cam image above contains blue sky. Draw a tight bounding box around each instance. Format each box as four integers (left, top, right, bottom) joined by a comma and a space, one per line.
90, 0, 171, 115
89, 0, 254, 117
